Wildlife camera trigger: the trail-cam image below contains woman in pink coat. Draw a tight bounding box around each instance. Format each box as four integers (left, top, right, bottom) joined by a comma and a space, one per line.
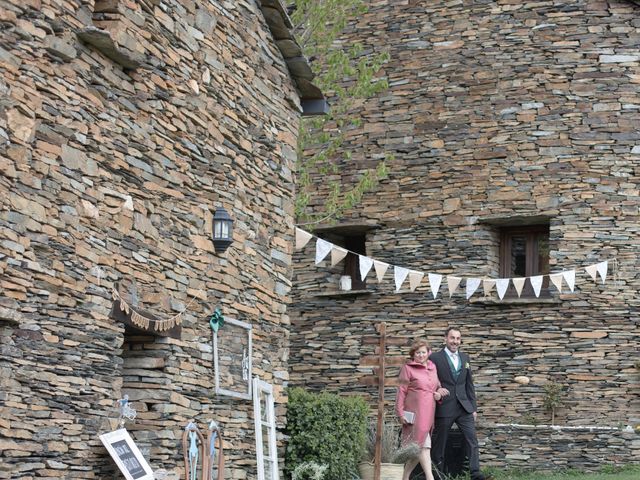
396, 339, 449, 480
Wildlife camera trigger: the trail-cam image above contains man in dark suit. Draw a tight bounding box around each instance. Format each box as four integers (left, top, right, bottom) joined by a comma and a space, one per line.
429, 327, 488, 480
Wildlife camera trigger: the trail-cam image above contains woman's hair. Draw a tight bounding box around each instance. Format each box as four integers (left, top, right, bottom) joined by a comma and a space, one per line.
408, 339, 431, 358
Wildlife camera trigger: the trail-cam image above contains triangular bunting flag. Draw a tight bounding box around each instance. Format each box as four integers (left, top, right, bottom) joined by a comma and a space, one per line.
596, 261, 608, 284
549, 273, 563, 292
315, 238, 333, 264
447, 276, 462, 297
530, 275, 543, 298
373, 260, 389, 283
295, 227, 313, 249
394, 266, 410, 292
512, 278, 526, 297
562, 270, 576, 292
428, 273, 442, 299
408, 271, 424, 292
359, 255, 373, 281
482, 279, 496, 296
330, 246, 348, 266
496, 278, 509, 300
585, 264, 598, 281
465, 278, 481, 299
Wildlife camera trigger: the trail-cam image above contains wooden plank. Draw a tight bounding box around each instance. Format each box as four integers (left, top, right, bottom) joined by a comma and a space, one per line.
360, 355, 406, 367
374, 322, 385, 480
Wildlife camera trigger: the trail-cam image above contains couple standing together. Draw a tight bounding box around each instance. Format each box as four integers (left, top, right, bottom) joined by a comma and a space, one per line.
395, 327, 489, 480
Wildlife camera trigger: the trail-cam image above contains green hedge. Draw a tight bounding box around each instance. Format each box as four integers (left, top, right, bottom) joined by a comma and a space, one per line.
285, 387, 368, 480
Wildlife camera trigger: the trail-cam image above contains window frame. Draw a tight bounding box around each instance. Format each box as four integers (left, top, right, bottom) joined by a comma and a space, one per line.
253, 376, 279, 480
499, 225, 550, 297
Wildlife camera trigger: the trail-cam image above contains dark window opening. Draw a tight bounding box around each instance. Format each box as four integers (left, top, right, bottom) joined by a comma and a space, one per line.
344, 234, 367, 290
500, 225, 550, 297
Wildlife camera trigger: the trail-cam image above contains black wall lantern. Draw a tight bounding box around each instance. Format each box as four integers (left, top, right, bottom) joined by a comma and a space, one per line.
212, 207, 234, 253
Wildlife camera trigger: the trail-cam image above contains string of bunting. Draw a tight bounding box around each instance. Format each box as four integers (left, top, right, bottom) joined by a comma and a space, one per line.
112, 287, 197, 332
295, 227, 616, 301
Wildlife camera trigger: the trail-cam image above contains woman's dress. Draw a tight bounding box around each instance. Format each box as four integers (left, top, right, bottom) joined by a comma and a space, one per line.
395, 360, 440, 448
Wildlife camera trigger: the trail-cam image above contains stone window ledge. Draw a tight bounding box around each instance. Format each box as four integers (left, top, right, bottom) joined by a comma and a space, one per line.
469, 296, 561, 306
313, 289, 372, 298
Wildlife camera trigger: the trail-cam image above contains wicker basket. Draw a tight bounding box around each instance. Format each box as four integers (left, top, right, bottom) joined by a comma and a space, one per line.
358, 461, 404, 480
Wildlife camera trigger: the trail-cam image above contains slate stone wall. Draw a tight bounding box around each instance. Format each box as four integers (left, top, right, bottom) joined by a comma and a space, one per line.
0, 1, 299, 478
291, 0, 640, 471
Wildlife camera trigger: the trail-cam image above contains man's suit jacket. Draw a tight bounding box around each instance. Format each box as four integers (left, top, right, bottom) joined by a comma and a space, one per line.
429, 349, 477, 417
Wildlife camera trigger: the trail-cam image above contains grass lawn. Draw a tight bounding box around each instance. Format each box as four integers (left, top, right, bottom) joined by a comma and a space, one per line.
484, 464, 640, 480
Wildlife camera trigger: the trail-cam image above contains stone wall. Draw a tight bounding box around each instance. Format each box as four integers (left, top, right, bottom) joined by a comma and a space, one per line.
0, 0, 301, 479
291, 0, 640, 471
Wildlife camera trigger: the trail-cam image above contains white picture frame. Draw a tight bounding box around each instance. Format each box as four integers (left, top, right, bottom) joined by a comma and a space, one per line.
213, 316, 253, 400
99, 428, 154, 480
253, 376, 279, 480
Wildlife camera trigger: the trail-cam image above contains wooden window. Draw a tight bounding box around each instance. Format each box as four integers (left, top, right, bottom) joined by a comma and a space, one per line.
500, 225, 550, 296
344, 234, 367, 290
213, 317, 252, 400
253, 377, 279, 480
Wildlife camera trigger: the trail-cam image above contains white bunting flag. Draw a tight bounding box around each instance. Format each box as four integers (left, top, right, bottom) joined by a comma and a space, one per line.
315, 238, 332, 264
465, 278, 481, 299
295, 227, 313, 249
549, 273, 564, 293
482, 279, 496, 296
373, 260, 389, 283
330, 246, 348, 266
447, 276, 462, 297
496, 278, 510, 300
530, 275, 544, 297
394, 266, 410, 292
562, 270, 576, 292
512, 278, 526, 297
359, 255, 373, 281
596, 261, 608, 284
408, 271, 424, 292
585, 264, 598, 281
428, 273, 442, 299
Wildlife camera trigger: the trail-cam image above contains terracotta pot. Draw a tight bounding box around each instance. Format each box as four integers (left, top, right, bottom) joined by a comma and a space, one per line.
358, 461, 404, 480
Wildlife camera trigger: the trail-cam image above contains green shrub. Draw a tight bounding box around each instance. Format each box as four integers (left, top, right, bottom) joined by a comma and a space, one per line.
285, 387, 368, 480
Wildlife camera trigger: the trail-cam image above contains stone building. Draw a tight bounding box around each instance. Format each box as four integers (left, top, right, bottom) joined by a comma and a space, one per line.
291, 0, 640, 471
0, 1, 321, 479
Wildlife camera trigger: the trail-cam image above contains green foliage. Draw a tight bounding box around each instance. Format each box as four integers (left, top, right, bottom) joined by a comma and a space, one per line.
362, 418, 419, 464
291, 461, 328, 480
542, 382, 565, 425
290, 0, 390, 224
483, 464, 640, 480
285, 387, 368, 480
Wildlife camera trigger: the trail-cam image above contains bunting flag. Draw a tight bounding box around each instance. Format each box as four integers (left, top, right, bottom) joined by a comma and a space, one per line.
359, 255, 373, 281
374, 260, 389, 283
512, 278, 526, 297
549, 273, 564, 292
394, 266, 409, 292
330, 246, 348, 266
466, 278, 481, 299
585, 264, 598, 281
295, 227, 313, 249
596, 261, 608, 283
295, 227, 615, 302
482, 279, 496, 296
496, 279, 510, 300
530, 275, 543, 297
447, 276, 462, 297
112, 288, 183, 332
428, 273, 442, 299
562, 270, 576, 292
315, 238, 332, 264
408, 271, 424, 292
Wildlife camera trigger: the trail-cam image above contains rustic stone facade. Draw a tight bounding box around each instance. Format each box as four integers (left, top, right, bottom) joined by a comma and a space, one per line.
0, 1, 305, 479
291, 0, 640, 471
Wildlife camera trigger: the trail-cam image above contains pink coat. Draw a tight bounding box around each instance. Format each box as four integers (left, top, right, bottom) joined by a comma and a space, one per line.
395, 360, 440, 447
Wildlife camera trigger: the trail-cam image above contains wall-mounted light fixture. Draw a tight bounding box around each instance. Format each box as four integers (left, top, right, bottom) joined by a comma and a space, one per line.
212, 207, 234, 254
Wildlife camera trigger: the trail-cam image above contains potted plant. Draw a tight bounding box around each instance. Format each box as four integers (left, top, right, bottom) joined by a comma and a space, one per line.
358, 420, 420, 480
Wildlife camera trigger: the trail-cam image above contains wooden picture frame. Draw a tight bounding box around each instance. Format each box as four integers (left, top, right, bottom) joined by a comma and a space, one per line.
100, 428, 154, 480
213, 316, 253, 400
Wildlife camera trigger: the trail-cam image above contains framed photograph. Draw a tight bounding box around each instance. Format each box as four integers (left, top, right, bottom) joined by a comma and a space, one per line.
100, 429, 154, 480
213, 316, 253, 400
